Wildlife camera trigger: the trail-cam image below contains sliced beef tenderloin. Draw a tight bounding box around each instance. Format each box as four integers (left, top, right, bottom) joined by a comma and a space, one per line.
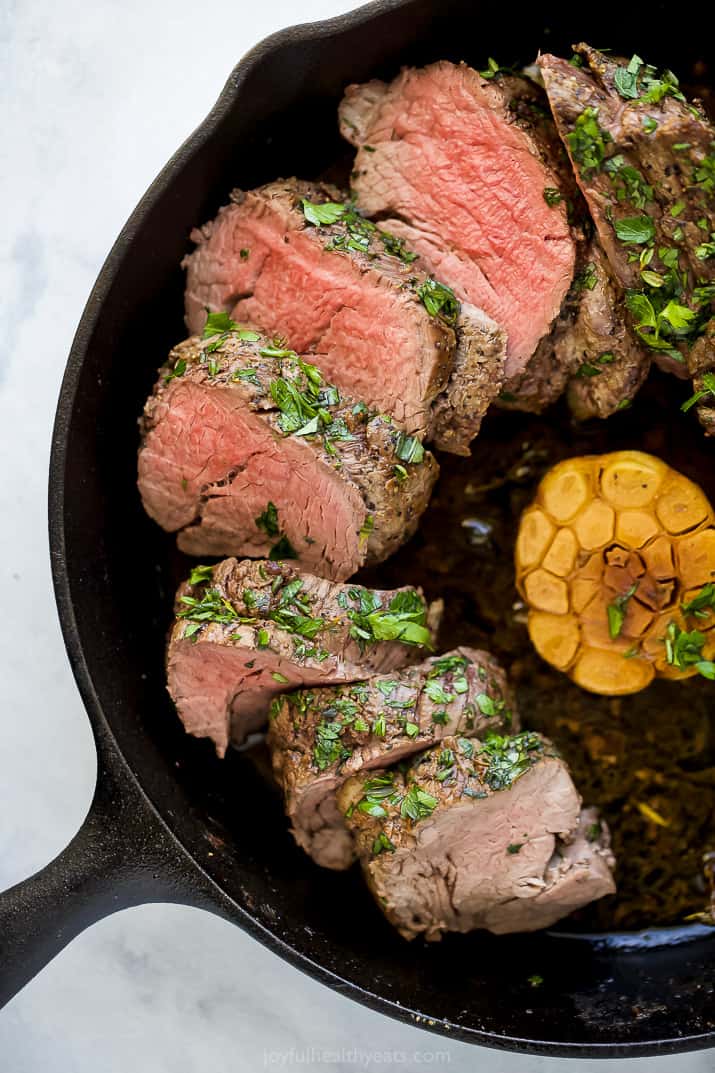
338, 732, 615, 939
501, 240, 650, 418
139, 325, 437, 579
564, 241, 651, 418
183, 179, 505, 452
539, 45, 715, 427
340, 61, 577, 378
166, 558, 439, 756
268, 648, 517, 870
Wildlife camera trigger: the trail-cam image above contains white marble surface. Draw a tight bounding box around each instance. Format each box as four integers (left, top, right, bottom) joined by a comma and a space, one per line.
0, 2, 713, 1070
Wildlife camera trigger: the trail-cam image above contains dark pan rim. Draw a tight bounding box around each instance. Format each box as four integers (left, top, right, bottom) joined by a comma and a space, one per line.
47, 0, 715, 1055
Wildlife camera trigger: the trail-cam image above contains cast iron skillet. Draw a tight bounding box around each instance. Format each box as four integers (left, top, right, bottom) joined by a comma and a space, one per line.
1, 0, 713, 1055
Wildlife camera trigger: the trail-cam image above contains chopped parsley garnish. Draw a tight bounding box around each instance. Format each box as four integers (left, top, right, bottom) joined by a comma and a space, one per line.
231, 367, 260, 386
585, 822, 601, 842
372, 831, 396, 856
394, 433, 426, 464
478, 57, 513, 80
428, 655, 469, 677
507, 842, 524, 854
573, 262, 598, 292
257, 628, 270, 648
372, 714, 387, 737
664, 622, 715, 679
696, 241, 715, 261
313, 719, 351, 771
177, 587, 239, 637
681, 583, 715, 619
424, 680, 455, 705
613, 54, 643, 100
481, 731, 543, 791
614, 215, 656, 245
356, 774, 397, 819
302, 198, 418, 264
642, 116, 658, 134
576, 352, 616, 378
400, 784, 438, 822
201, 312, 260, 354
380, 230, 418, 263
416, 278, 460, 325
269, 535, 297, 560
164, 357, 187, 382
475, 693, 504, 718
604, 156, 653, 209
255, 502, 280, 538
682, 373, 715, 413
271, 671, 289, 684
543, 187, 563, 207
626, 291, 696, 358
528, 975, 544, 988
640, 66, 685, 105
607, 583, 638, 639
188, 564, 213, 586
344, 588, 432, 649
567, 107, 611, 175
254, 503, 297, 560
301, 199, 346, 226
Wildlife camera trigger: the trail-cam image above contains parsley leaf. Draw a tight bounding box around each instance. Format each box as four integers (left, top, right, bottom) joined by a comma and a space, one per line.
255, 502, 280, 538
614, 215, 656, 245
567, 107, 611, 174
400, 784, 438, 822
301, 199, 346, 226
681, 372, 715, 413
346, 588, 432, 650
614, 54, 643, 100
394, 433, 425, 464
416, 279, 459, 325
543, 187, 563, 207
607, 583, 638, 639
681, 583, 715, 619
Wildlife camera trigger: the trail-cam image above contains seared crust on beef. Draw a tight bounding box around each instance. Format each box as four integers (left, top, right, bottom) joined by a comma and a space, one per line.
268, 648, 517, 870
540, 44, 715, 427
339, 733, 615, 939
139, 330, 438, 579
183, 178, 503, 451
166, 558, 440, 756
504, 242, 650, 420
431, 304, 507, 455
565, 243, 651, 419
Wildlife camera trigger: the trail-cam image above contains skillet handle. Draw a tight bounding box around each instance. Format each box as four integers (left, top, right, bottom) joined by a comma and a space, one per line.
0, 744, 206, 1010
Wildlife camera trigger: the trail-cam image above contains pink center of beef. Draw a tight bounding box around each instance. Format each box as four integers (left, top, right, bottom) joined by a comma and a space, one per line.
138, 380, 365, 579
185, 197, 444, 435
350, 65, 576, 374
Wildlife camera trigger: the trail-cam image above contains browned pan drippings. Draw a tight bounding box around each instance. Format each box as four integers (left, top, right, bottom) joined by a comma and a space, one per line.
359, 372, 715, 930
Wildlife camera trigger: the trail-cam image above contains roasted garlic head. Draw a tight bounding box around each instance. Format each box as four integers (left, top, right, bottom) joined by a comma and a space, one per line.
515, 451, 715, 695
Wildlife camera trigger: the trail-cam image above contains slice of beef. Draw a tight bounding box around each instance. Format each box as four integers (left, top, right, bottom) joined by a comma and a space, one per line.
564, 241, 652, 418
539, 45, 715, 428
268, 648, 517, 870
339, 62, 577, 378
339, 732, 615, 939
166, 558, 440, 756
139, 328, 438, 580
183, 179, 506, 452
502, 240, 650, 418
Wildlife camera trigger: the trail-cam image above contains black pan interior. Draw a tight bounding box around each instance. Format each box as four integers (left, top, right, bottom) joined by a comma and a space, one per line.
53, 0, 715, 1053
